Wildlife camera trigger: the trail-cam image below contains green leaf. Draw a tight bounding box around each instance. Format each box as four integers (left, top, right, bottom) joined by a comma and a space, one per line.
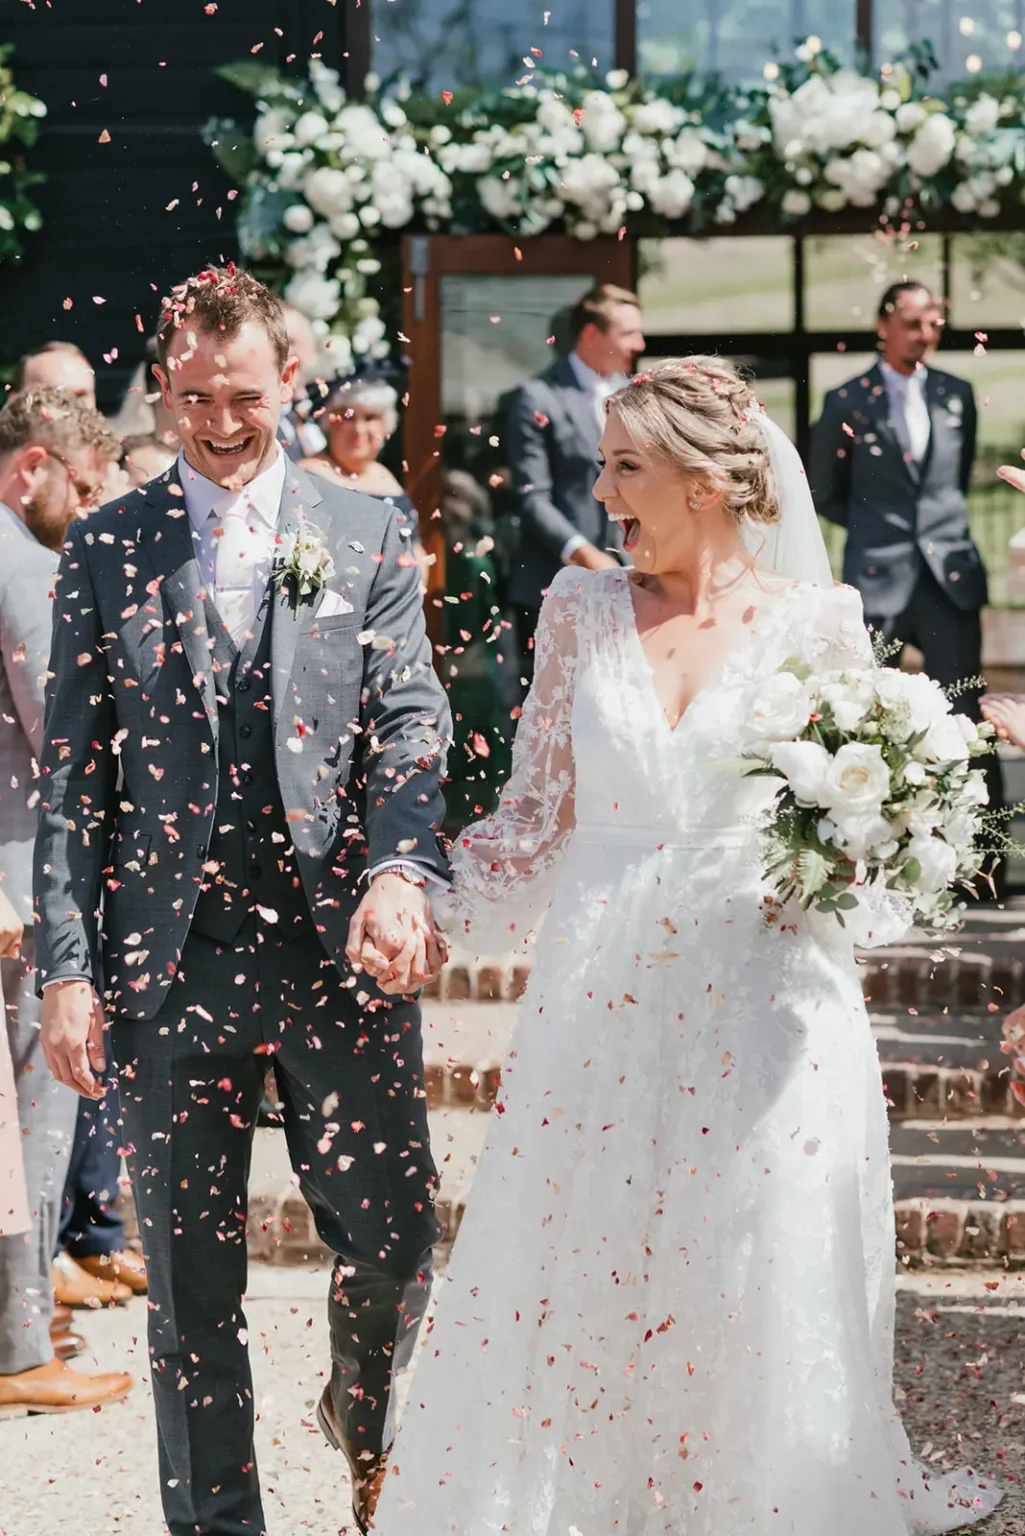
835, 892, 859, 910
215, 60, 288, 100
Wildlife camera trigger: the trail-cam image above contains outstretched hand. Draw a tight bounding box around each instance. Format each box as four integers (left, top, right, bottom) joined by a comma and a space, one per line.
980, 692, 1025, 750
0, 888, 23, 959
346, 873, 448, 996
998, 450, 1025, 496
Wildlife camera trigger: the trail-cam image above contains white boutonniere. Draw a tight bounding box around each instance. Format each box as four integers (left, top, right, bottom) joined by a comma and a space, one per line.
945, 395, 964, 417
274, 521, 336, 611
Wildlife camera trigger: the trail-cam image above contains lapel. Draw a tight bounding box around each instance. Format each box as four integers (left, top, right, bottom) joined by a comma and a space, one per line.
551, 356, 602, 453
920, 368, 949, 481
863, 362, 920, 488
136, 465, 218, 732
269, 463, 325, 732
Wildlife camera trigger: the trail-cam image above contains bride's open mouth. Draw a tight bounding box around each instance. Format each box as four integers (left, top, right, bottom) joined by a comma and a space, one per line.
621, 516, 641, 553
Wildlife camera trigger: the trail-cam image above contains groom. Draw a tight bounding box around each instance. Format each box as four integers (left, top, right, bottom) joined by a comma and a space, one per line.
34, 267, 450, 1535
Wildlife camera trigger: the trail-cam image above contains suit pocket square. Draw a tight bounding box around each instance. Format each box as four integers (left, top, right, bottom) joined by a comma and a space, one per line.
317, 591, 355, 618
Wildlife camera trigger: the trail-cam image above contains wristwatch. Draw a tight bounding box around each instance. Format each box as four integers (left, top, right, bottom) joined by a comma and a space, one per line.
385, 865, 427, 889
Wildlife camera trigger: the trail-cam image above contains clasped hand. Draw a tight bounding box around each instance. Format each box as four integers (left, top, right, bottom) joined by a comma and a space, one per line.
346, 872, 448, 995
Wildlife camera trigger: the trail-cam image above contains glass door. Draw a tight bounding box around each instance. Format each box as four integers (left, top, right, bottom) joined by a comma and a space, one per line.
401, 234, 633, 826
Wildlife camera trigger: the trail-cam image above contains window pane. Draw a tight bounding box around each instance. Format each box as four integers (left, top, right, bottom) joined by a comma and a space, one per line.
373, 0, 615, 93
638, 237, 794, 334
638, 0, 855, 81
804, 234, 943, 330
950, 235, 1025, 331
874, 0, 1025, 78
440, 272, 595, 424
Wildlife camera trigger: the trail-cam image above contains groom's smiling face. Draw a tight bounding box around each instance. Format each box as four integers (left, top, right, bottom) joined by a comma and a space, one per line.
155, 320, 298, 489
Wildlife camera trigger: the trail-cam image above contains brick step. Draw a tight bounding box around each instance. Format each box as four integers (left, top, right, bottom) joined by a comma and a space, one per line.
891, 1117, 1025, 1202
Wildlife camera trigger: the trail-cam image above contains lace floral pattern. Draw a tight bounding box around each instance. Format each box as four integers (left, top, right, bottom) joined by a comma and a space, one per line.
377, 574, 1000, 1536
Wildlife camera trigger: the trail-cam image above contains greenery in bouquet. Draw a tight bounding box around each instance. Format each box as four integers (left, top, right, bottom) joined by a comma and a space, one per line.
744, 657, 1002, 933
205, 40, 1025, 362
0, 45, 46, 266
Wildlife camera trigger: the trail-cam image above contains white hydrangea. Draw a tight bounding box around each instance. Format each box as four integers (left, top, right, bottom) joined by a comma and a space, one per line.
309, 60, 345, 115
906, 112, 956, 176
723, 174, 765, 213
284, 222, 341, 272
479, 175, 522, 222
666, 127, 709, 176
895, 102, 927, 134
335, 104, 391, 160
578, 91, 626, 153
648, 168, 696, 218
782, 188, 812, 216
303, 166, 354, 218
284, 269, 341, 321
965, 93, 1001, 136
630, 96, 685, 137
294, 110, 330, 148
823, 148, 890, 207
559, 153, 623, 223
770, 71, 880, 157
283, 203, 315, 234
255, 106, 295, 155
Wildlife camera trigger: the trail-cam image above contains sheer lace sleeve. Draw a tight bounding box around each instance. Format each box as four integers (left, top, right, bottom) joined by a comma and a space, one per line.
445, 567, 583, 953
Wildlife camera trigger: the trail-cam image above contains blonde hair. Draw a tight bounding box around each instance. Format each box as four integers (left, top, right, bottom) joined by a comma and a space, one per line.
609, 356, 779, 525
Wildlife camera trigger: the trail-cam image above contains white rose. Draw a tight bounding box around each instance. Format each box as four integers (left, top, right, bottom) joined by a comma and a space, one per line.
922, 713, 971, 763
864, 110, 897, 148
283, 203, 315, 234
902, 759, 927, 786
965, 93, 1001, 136
304, 166, 354, 218
820, 742, 891, 819
941, 808, 979, 854
906, 833, 958, 893
875, 668, 949, 739
907, 113, 956, 176
895, 102, 927, 134
820, 674, 875, 731
782, 189, 812, 216
748, 671, 813, 740
959, 769, 989, 807
770, 740, 831, 806
294, 110, 330, 148
829, 808, 894, 860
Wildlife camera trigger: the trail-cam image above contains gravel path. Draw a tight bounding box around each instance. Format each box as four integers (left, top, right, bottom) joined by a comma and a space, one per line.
1, 1263, 1023, 1535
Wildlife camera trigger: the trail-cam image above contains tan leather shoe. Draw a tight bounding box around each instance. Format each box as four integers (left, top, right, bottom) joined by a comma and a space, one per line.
316, 1384, 387, 1533
49, 1327, 86, 1362
52, 1251, 132, 1309
0, 1358, 132, 1418
75, 1250, 148, 1295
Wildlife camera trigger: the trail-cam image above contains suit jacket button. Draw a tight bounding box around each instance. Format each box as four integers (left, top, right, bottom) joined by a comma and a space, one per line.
237, 678, 251, 693
197, 846, 207, 859
239, 723, 252, 739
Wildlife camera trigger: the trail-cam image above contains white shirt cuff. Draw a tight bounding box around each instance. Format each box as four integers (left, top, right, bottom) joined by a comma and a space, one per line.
367, 860, 450, 892
560, 534, 587, 563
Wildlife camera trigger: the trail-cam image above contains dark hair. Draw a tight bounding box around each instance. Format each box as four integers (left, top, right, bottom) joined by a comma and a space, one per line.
18, 340, 93, 388
878, 281, 935, 321
569, 283, 641, 342
0, 385, 118, 460
155, 264, 290, 372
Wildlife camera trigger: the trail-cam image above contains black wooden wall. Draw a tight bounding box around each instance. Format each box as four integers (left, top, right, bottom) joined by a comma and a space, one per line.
0, 0, 348, 410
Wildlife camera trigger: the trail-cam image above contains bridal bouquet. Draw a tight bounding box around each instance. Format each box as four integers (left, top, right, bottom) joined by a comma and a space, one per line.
744, 659, 997, 932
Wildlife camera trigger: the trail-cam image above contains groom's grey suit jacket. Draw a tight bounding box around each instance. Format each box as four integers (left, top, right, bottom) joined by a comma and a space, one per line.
33, 462, 451, 1021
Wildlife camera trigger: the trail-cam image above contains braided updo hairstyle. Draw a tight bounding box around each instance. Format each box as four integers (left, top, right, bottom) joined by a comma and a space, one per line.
608, 356, 780, 526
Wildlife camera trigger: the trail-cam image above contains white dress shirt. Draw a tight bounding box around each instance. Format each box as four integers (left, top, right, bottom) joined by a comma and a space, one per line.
880, 360, 931, 464
179, 448, 287, 644
561, 351, 628, 563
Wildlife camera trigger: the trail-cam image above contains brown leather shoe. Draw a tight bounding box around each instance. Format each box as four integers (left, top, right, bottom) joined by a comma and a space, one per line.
75, 1250, 148, 1295
49, 1327, 86, 1362
0, 1358, 132, 1418
52, 1251, 132, 1309
316, 1384, 387, 1532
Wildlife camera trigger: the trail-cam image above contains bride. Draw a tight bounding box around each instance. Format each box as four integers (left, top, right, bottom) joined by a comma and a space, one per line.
367, 358, 1001, 1535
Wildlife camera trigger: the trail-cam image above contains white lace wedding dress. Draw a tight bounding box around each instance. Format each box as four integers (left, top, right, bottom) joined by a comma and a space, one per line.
376, 567, 1001, 1536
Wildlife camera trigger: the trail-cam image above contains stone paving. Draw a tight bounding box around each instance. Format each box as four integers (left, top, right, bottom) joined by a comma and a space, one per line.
2, 1262, 1025, 1535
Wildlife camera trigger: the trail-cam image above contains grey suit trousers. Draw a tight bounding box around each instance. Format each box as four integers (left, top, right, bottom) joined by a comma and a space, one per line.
110, 921, 437, 1536
0, 935, 77, 1374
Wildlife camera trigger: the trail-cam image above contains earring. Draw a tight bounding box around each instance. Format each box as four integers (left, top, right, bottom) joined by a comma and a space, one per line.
688, 495, 702, 510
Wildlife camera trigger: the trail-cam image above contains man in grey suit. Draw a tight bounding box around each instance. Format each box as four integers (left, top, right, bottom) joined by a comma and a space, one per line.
810, 281, 987, 695
0, 385, 135, 1413
35, 268, 450, 1535
506, 283, 645, 678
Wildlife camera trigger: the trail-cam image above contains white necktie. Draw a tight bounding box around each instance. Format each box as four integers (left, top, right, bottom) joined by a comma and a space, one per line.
895, 374, 931, 463
213, 505, 260, 647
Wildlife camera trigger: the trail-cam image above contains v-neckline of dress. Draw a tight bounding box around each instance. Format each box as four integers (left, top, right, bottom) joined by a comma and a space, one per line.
618, 568, 796, 739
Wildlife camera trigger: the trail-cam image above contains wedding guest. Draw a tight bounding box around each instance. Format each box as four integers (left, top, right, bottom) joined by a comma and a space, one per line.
112, 337, 179, 448
982, 451, 1025, 747
0, 888, 29, 1242
19, 341, 97, 411
301, 368, 411, 512
279, 302, 328, 461
505, 283, 645, 680
810, 282, 987, 698
121, 432, 176, 488
0, 385, 133, 1414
